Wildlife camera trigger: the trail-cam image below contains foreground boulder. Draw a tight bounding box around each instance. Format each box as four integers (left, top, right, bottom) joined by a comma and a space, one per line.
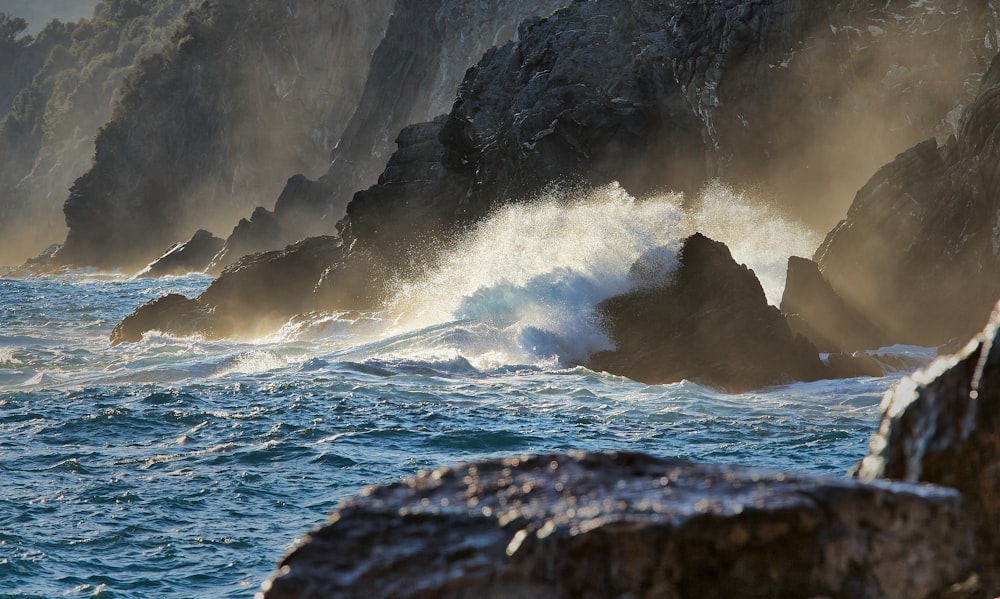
258, 451, 976, 599
858, 303, 1000, 594
588, 234, 825, 391
135, 229, 224, 278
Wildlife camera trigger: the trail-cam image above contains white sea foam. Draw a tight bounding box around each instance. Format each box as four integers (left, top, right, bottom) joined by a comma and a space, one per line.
374, 181, 819, 369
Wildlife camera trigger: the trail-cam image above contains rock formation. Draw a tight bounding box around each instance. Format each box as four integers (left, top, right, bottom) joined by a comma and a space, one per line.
588, 233, 825, 391
338, 0, 999, 285
112, 236, 345, 343
51, 0, 394, 270
0, 0, 197, 265
135, 229, 223, 278
779, 256, 887, 353
257, 451, 977, 599
858, 302, 1000, 593
111, 0, 1000, 366
817, 52, 1000, 347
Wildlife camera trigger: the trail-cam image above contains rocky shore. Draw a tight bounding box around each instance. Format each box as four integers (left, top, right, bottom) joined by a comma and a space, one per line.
257, 304, 1000, 597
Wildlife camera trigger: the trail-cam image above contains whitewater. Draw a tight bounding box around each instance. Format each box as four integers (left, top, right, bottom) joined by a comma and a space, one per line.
0, 184, 925, 598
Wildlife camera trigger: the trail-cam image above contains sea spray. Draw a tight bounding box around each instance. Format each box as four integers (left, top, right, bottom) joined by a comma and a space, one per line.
384, 183, 687, 366
366, 181, 820, 369
686, 181, 820, 305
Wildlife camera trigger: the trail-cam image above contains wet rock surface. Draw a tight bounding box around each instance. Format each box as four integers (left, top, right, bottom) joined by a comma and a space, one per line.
859, 303, 1000, 594
588, 234, 825, 391
258, 451, 976, 599
343, 0, 998, 276
109, 293, 211, 346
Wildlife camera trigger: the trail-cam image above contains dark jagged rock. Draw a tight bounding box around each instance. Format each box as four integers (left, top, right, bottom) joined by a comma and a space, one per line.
113, 0, 999, 339
258, 451, 976, 599
199, 235, 345, 336
111, 236, 345, 344
323, 0, 567, 222
858, 303, 1000, 594
816, 53, 1000, 347
587, 234, 825, 391
339, 0, 997, 288
780, 256, 887, 353
206, 175, 336, 274
135, 229, 223, 278
109, 293, 211, 346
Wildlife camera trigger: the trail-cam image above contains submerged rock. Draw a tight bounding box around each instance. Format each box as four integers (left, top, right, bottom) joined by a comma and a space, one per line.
135, 229, 224, 278
858, 303, 1000, 593
258, 451, 976, 599
588, 234, 825, 391
780, 256, 887, 353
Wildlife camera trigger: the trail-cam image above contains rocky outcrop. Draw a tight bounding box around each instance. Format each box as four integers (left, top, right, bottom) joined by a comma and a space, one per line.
0, 1, 196, 266
203, 175, 336, 274
337, 0, 998, 284
780, 256, 887, 353
858, 303, 1000, 593
110, 293, 210, 346
113, 0, 1000, 343
135, 229, 223, 278
816, 52, 1000, 347
111, 236, 344, 343
53, 0, 393, 270
258, 451, 977, 599
587, 234, 824, 391
323, 0, 568, 219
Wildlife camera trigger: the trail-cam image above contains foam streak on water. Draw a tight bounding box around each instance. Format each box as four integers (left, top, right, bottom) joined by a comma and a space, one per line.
0, 191, 888, 599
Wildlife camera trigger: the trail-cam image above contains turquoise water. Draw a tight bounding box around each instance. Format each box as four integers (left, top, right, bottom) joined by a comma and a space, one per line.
1, 190, 918, 597
0, 272, 900, 598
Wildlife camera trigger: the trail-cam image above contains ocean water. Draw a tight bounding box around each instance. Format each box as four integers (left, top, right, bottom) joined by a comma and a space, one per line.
0, 186, 923, 598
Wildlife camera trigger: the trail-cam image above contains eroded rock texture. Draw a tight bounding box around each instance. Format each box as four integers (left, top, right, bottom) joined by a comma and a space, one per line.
342, 0, 999, 278
817, 53, 1000, 347
588, 234, 824, 391
258, 451, 976, 599
858, 303, 1000, 593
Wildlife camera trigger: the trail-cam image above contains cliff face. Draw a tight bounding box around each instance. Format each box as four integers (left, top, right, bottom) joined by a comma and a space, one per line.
177, 0, 568, 275
0, 0, 195, 265
816, 51, 1000, 346
323, 0, 567, 218
340, 0, 997, 280
56, 0, 393, 270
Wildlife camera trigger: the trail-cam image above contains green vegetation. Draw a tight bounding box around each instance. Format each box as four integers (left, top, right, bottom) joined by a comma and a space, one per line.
0, 0, 196, 264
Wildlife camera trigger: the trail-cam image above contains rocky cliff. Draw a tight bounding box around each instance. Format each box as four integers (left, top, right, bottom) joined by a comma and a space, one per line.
109, 0, 1000, 354
329, 0, 998, 295
816, 51, 1000, 347
155, 0, 569, 276
52, 0, 393, 270
0, 1, 197, 265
